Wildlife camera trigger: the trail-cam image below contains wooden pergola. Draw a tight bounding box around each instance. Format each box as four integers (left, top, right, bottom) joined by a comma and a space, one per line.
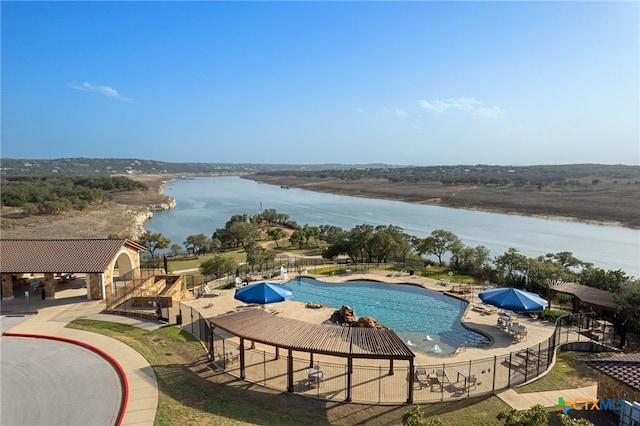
546, 280, 617, 314
207, 309, 416, 402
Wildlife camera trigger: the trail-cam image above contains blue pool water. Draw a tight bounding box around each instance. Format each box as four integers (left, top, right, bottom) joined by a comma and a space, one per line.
287, 277, 490, 356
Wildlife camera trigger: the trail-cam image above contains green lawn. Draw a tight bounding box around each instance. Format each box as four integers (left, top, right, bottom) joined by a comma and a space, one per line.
516, 351, 601, 393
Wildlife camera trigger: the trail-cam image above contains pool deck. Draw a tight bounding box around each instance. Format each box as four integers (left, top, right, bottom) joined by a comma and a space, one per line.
185, 270, 558, 366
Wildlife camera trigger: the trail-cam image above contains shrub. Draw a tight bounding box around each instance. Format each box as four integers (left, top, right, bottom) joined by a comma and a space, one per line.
497, 404, 548, 426
401, 406, 444, 426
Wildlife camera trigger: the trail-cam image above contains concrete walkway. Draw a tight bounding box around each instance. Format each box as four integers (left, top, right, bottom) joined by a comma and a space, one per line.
1, 294, 160, 426
496, 385, 598, 410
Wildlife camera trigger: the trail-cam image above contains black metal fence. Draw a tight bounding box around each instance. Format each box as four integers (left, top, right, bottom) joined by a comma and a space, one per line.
177, 303, 616, 405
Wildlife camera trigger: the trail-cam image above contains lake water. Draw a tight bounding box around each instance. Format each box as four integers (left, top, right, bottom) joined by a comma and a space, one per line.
145, 176, 640, 277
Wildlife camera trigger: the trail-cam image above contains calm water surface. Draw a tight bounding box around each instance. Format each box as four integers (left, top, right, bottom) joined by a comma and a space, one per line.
146, 176, 640, 277
288, 277, 490, 356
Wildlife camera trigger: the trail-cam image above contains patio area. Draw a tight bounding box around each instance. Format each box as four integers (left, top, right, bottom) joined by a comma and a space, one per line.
177, 270, 586, 404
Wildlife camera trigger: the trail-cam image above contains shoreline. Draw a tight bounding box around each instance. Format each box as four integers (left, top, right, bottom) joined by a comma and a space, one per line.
127, 174, 177, 238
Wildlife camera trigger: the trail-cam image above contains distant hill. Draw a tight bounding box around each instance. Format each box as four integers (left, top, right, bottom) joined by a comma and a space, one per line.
0, 158, 398, 177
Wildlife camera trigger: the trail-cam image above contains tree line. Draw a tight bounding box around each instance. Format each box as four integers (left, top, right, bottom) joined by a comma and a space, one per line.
254, 164, 640, 188
1, 175, 148, 215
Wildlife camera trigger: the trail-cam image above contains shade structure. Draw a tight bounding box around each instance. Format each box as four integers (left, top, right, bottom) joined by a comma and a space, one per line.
234, 282, 294, 305
478, 287, 548, 312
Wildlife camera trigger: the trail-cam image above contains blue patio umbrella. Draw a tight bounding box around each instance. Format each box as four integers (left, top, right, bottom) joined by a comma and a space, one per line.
478, 287, 548, 312
234, 282, 294, 305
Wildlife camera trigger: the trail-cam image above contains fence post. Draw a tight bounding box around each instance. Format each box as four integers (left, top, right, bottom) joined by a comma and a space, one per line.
378, 365, 382, 404
492, 355, 497, 391
263, 350, 267, 387
507, 353, 512, 387
440, 363, 445, 401
466, 360, 472, 397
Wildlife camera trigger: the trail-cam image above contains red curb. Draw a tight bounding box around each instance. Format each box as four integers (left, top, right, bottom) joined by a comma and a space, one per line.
3, 332, 129, 426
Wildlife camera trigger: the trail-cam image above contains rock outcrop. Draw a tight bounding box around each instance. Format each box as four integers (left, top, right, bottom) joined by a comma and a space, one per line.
354, 316, 384, 328
338, 305, 358, 323
335, 305, 384, 328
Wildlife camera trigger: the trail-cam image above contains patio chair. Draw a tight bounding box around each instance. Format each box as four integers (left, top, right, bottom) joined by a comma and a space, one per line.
307, 369, 324, 386
427, 375, 442, 392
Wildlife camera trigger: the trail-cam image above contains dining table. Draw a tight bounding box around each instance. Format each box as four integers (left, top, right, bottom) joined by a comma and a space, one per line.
508, 324, 526, 334
457, 369, 473, 387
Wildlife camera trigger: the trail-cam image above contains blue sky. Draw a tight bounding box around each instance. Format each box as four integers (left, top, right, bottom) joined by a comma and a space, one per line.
2, 1, 638, 166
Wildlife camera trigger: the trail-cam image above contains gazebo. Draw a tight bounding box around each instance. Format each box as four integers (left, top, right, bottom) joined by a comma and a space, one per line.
0, 238, 146, 301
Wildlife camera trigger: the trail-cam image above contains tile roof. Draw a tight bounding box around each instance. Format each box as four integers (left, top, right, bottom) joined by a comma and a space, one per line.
209, 309, 415, 359
0, 239, 146, 274
587, 353, 640, 391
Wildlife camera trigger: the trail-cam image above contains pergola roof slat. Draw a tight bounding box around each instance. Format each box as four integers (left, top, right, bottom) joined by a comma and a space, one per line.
209, 309, 414, 359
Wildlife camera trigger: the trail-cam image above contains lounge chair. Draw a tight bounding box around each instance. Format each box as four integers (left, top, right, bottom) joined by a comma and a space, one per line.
472, 304, 496, 315
466, 376, 477, 390
415, 368, 429, 388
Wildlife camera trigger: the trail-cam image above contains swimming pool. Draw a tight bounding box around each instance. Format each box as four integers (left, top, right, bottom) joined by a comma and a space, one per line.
287, 277, 490, 356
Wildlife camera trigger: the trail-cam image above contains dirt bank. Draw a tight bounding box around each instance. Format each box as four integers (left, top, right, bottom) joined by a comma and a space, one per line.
246, 175, 640, 228
1, 174, 175, 239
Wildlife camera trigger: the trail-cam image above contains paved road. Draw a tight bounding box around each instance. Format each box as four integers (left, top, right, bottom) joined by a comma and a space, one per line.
1, 335, 121, 426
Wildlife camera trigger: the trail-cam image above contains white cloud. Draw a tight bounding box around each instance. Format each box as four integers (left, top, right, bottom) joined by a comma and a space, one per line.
473, 106, 504, 120
68, 82, 133, 102
418, 97, 502, 119
352, 107, 366, 113
395, 108, 408, 118
418, 99, 448, 113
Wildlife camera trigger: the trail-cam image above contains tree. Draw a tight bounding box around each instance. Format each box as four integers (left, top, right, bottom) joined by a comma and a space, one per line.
245, 244, 275, 272
579, 268, 628, 293
212, 227, 233, 249
348, 224, 374, 263
289, 230, 306, 249
267, 228, 287, 248
416, 229, 460, 266
184, 233, 210, 255
253, 208, 289, 226
494, 248, 528, 287
199, 254, 238, 279
136, 231, 170, 258
319, 225, 346, 245
228, 221, 260, 247
615, 278, 640, 334
366, 225, 412, 264
301, 224, 321, 247
170, 244, 181, 257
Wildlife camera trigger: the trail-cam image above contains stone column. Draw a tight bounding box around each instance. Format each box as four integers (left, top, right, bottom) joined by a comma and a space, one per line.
88, 273, 105, 300
2, 274, 15, 300
43, 273, 55, 299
